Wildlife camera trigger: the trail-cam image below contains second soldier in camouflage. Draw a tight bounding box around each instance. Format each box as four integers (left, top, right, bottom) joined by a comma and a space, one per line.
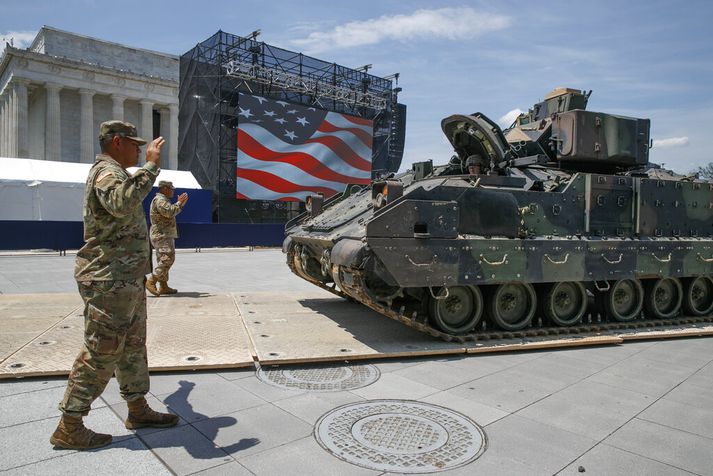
146, 180, 188, 296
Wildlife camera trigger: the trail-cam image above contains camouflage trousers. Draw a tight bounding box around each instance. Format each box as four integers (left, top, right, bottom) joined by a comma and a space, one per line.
58, 279, 149, 417
150, 236, 175, 281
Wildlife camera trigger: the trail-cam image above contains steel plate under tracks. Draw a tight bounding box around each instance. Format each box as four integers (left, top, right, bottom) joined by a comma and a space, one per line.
314, 400, 486, 473
257, 363, 380, 391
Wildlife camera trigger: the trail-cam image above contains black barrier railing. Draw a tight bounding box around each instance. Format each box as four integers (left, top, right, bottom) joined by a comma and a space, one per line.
0, 221, 285, 251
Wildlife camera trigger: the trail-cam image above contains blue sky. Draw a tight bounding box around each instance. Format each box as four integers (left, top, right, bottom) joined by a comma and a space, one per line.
2, 0, 712, 173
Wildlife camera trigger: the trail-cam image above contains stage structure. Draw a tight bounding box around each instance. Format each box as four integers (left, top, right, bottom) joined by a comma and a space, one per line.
179, 30, 406, 223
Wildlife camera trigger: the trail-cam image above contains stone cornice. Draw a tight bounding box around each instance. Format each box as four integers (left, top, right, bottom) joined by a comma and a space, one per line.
1, 46, 177, 86
0, 46, 178, 103
33, 26, 179, 62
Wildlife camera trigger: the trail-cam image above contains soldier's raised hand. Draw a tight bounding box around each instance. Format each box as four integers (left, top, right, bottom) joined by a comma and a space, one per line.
178, 193, 189, 206
146, 137, 165, 168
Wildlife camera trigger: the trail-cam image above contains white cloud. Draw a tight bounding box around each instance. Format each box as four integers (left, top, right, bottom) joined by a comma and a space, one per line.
291, 7, 511, 54
652, 136, 689, 149
0, 30, 37, 49
497, 108, 523, 129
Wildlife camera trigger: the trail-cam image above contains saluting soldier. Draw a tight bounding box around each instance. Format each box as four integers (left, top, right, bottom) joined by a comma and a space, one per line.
145, 180, 188, 296
50, 121, 179, 451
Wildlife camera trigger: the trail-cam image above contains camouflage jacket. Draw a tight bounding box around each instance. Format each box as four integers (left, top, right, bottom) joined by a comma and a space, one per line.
75, 154, 159, 281
150, 193, 183, 239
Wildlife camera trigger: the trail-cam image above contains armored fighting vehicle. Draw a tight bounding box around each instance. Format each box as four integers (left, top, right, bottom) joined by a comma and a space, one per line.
283, 88, 713, 341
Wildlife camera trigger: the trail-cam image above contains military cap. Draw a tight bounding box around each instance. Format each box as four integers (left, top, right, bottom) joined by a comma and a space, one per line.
158, 180, 174, 189
99, 120, 147, 145
465, 154, 483, 167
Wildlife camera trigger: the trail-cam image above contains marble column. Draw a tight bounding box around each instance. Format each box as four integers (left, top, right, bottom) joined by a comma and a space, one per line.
139, 99, 153, 143
79, 89, 95, 163
0, 94, 6, 156
111, 94, 126, 121
159, 107, 169, 167
15, 79, 30, 158
45, 82, 62, 162
168, 103, 179, 170
2, 93, 8, 157
8, 85, 17, 157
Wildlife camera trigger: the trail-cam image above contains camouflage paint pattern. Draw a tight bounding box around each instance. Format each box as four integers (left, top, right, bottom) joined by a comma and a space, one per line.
284, 88, 713, 332
75, 155, 159, 281
150, 236, 176, 281
149, 192, 182, 280
61, 153, 157, 416
59, 279, 149, 417
150, 193, 183, 240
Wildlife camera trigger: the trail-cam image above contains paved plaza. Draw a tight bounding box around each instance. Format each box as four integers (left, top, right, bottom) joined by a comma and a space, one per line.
1, 249, 712, 475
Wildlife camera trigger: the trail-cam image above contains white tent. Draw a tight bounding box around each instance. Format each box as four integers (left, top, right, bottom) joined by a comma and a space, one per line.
0, 157, 202, 221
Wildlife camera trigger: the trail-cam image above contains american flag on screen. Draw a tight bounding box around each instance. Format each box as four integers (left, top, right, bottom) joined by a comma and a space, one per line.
236, 92, 373, 201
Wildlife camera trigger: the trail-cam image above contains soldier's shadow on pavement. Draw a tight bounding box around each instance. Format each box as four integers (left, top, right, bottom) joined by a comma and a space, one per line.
146, 380, 260, 458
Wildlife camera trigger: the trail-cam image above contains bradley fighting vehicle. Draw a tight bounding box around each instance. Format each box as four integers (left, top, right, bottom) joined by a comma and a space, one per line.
283, 88, 713, 341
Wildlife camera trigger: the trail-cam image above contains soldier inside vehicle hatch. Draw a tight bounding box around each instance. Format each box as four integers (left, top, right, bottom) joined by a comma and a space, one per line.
466, 154, 485, 175
50, 120, 179, 450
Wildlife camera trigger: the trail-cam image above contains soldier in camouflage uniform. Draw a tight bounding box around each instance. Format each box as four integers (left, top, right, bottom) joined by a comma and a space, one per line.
146, 181, 188, 296
50, 121, 179, 451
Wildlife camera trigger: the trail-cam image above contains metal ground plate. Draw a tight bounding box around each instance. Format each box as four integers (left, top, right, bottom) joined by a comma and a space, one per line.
0, 293, 255, 378
238, 292, 464, 363
315, 400, 486, 473
257, 363, 380, 391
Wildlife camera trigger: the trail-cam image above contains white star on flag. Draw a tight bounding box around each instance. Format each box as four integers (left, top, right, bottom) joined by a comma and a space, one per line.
274, 117, 287, 124
284, 130, 297, 140
253, 96, 267, 104
238, 107, 253, 119
296, 117, 309, 126
263, 110, 276, 117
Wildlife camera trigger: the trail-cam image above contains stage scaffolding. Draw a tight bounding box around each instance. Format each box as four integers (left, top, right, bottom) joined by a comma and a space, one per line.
179, 30, 406, 223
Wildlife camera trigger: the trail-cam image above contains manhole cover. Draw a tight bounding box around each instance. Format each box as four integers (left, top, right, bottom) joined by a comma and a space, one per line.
315, 400, 486, 473
257, 363, 380, 392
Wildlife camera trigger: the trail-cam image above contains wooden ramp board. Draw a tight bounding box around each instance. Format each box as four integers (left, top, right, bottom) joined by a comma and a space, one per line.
237, 292, 465, 364
617, 324, 713, 341
0, 293, 81, 362
0, 293, 254, 379
465, 335, 623, 354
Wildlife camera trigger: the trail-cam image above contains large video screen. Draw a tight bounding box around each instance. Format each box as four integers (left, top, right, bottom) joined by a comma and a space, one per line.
236, 93, 373, 201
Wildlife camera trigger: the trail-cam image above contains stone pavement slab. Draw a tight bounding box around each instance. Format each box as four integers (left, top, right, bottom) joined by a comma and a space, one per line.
0, 406, 136, 472
3, 436, 172, 476
140, 423, 235, 475
559, 443, 693, 476
587, 354, 700, 397
516, 379, 653, 440
478, 414, 598, 475
192, 403, 313, 459
606, 418, 713, 476
238, 435, 381, 476
638, 397, 713, 439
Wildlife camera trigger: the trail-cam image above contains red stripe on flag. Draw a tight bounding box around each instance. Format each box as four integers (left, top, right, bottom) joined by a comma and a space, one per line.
303, 135, 372, 171
317, 121, 373, 148
237, 168, 341, 196
340, 114, 373, 127
237, 129, 370, 184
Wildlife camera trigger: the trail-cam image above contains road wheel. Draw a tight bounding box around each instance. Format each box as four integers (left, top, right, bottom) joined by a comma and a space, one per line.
487, 283, 536, 331
644, 278, 683, 319
542, 281, 587, 326
428, 285, 483, 335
